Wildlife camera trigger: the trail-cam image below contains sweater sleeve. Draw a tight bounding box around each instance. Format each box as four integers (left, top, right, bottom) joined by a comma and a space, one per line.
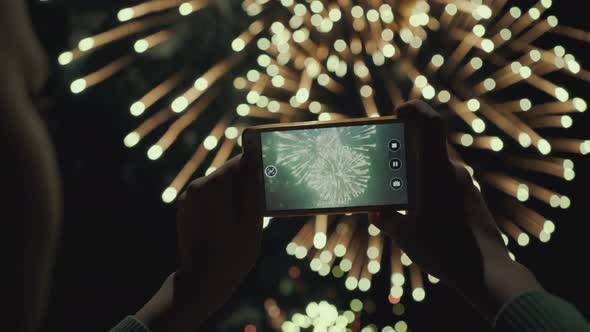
109, 316, 151, 332
494, 291, 590, 332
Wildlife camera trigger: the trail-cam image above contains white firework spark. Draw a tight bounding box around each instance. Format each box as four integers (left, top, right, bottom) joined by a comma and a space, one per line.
267, 125, 376, 207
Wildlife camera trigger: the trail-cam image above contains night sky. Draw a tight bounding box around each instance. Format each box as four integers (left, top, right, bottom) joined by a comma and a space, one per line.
26, 1, 590, 331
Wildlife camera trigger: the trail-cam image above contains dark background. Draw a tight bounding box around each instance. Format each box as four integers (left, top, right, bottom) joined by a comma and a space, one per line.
25, 0, 590, 331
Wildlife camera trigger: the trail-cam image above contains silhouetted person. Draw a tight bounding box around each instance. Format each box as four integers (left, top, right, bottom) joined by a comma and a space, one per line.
1, 2, 588, 332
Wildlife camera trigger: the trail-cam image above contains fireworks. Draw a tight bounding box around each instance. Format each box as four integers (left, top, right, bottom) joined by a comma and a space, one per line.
264, 298, 408, 331
61, 0, 588, 317
263, 126, 375, 206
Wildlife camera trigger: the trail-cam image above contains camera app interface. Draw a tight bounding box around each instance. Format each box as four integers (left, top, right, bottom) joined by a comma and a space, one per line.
261, 122, 407, 211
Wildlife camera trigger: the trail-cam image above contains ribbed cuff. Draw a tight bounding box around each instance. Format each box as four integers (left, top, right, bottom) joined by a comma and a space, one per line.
494, 291, 590, 332
109, 315, 151, 332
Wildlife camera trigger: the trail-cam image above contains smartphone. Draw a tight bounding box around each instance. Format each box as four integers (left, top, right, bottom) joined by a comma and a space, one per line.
242, 116, 418, 216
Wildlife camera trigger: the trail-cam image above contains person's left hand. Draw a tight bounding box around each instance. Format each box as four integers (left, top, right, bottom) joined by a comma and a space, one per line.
136, 154, 263, 331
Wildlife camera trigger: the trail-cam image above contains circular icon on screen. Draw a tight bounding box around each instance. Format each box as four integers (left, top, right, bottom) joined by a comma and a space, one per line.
389, 158, 402, 170
390, 178, 403, 190
264, 165, 278, 178
388, 139, 401, 152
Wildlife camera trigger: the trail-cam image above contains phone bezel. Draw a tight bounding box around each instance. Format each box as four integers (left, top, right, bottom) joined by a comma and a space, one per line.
242, 116, 419, 217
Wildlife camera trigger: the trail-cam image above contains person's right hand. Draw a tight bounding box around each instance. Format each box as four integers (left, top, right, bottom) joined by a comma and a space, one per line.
371, 100, 542, 322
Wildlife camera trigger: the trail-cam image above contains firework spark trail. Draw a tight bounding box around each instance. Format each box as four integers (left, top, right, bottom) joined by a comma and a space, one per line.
268, 125, 376, 207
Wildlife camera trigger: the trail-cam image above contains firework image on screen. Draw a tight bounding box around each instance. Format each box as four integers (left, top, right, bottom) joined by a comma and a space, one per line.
261, 123, 407, 211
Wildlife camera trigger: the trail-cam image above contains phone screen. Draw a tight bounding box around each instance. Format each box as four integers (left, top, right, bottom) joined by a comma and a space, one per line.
260, 121, 408, 212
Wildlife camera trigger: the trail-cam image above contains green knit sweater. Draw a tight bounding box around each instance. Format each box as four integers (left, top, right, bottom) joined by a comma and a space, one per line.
110, 291, 590, 331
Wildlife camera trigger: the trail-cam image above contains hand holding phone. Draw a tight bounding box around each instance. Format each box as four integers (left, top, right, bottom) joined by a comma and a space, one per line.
242, 116, 418, 216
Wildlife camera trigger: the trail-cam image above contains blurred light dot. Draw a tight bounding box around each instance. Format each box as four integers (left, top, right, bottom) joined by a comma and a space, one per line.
517, 233, 530, 246
285, 242, 297, 255
194, 77, 209, 91
179, 3, 194, 16
539, 230, 551, 242
517, 184, 529, 201
382, 29, 394, 41
481, 39, 495, 53
339, 258, 352, 271
422, 85, 435, 99
351, 6, 364, 18
204, 136, 218, 150
491, 137, 504, 151
528, 8, 541, 20
461, 133, 473, 147
368, 260, 380, 273
124, 131, 140, 147
555, 87, 569, 102
78, 37, 95, 51
470, 57, 483, 70
510, 61, 522, 74
484, 78, 496, 91
329, 8, 342, 21
473, 24, 486, 37
233, 77, 247, 89
294, 246, 307, 259
561, 115, 573, 128
438, 90, 451, 103
310, 258, 322, 271
431, 54, 444, 67
500, 28, 512, 41
542, 0, 553, 8
476, 5, 492, 19
117, 8, 134, 21
445, 4, 457, 15
510, 7, 521, 18
518, 132, 532, 147
467, 98, 480, 111
394, 321, 408, 332
161, 187, 177, 203
414, 75, 427, 88
358, 278, 371, 291
236, 104, 250, 116
130, 101, 145, 116
262, 216, 272, 229
70, 78, 87, 94
318, 113, 331, 121
472, 119, 486, 133
334, 39, 346, 52
171, 96, 188, 113
345, 276, 358, 290
147, 145, 163, 160
400, 253, 412, 266
428, 274, 440, 284
412, 288, 426, 302
382, 44, 396, 58
560, 196, 571, 209
519, 66, 532, 79
231, 38, 245, 52
360, 85, 373, 97
205, 166, 216, 176
520, 98, 532, 111
538, 139, 551, 155
58, 52, 73, 65
313, 232, 327, 249
392, 302, 405, 316
564, 168, 575, 181
390, 286, 403, 300
550, 195, 561, 208
225, 126, 239, 139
